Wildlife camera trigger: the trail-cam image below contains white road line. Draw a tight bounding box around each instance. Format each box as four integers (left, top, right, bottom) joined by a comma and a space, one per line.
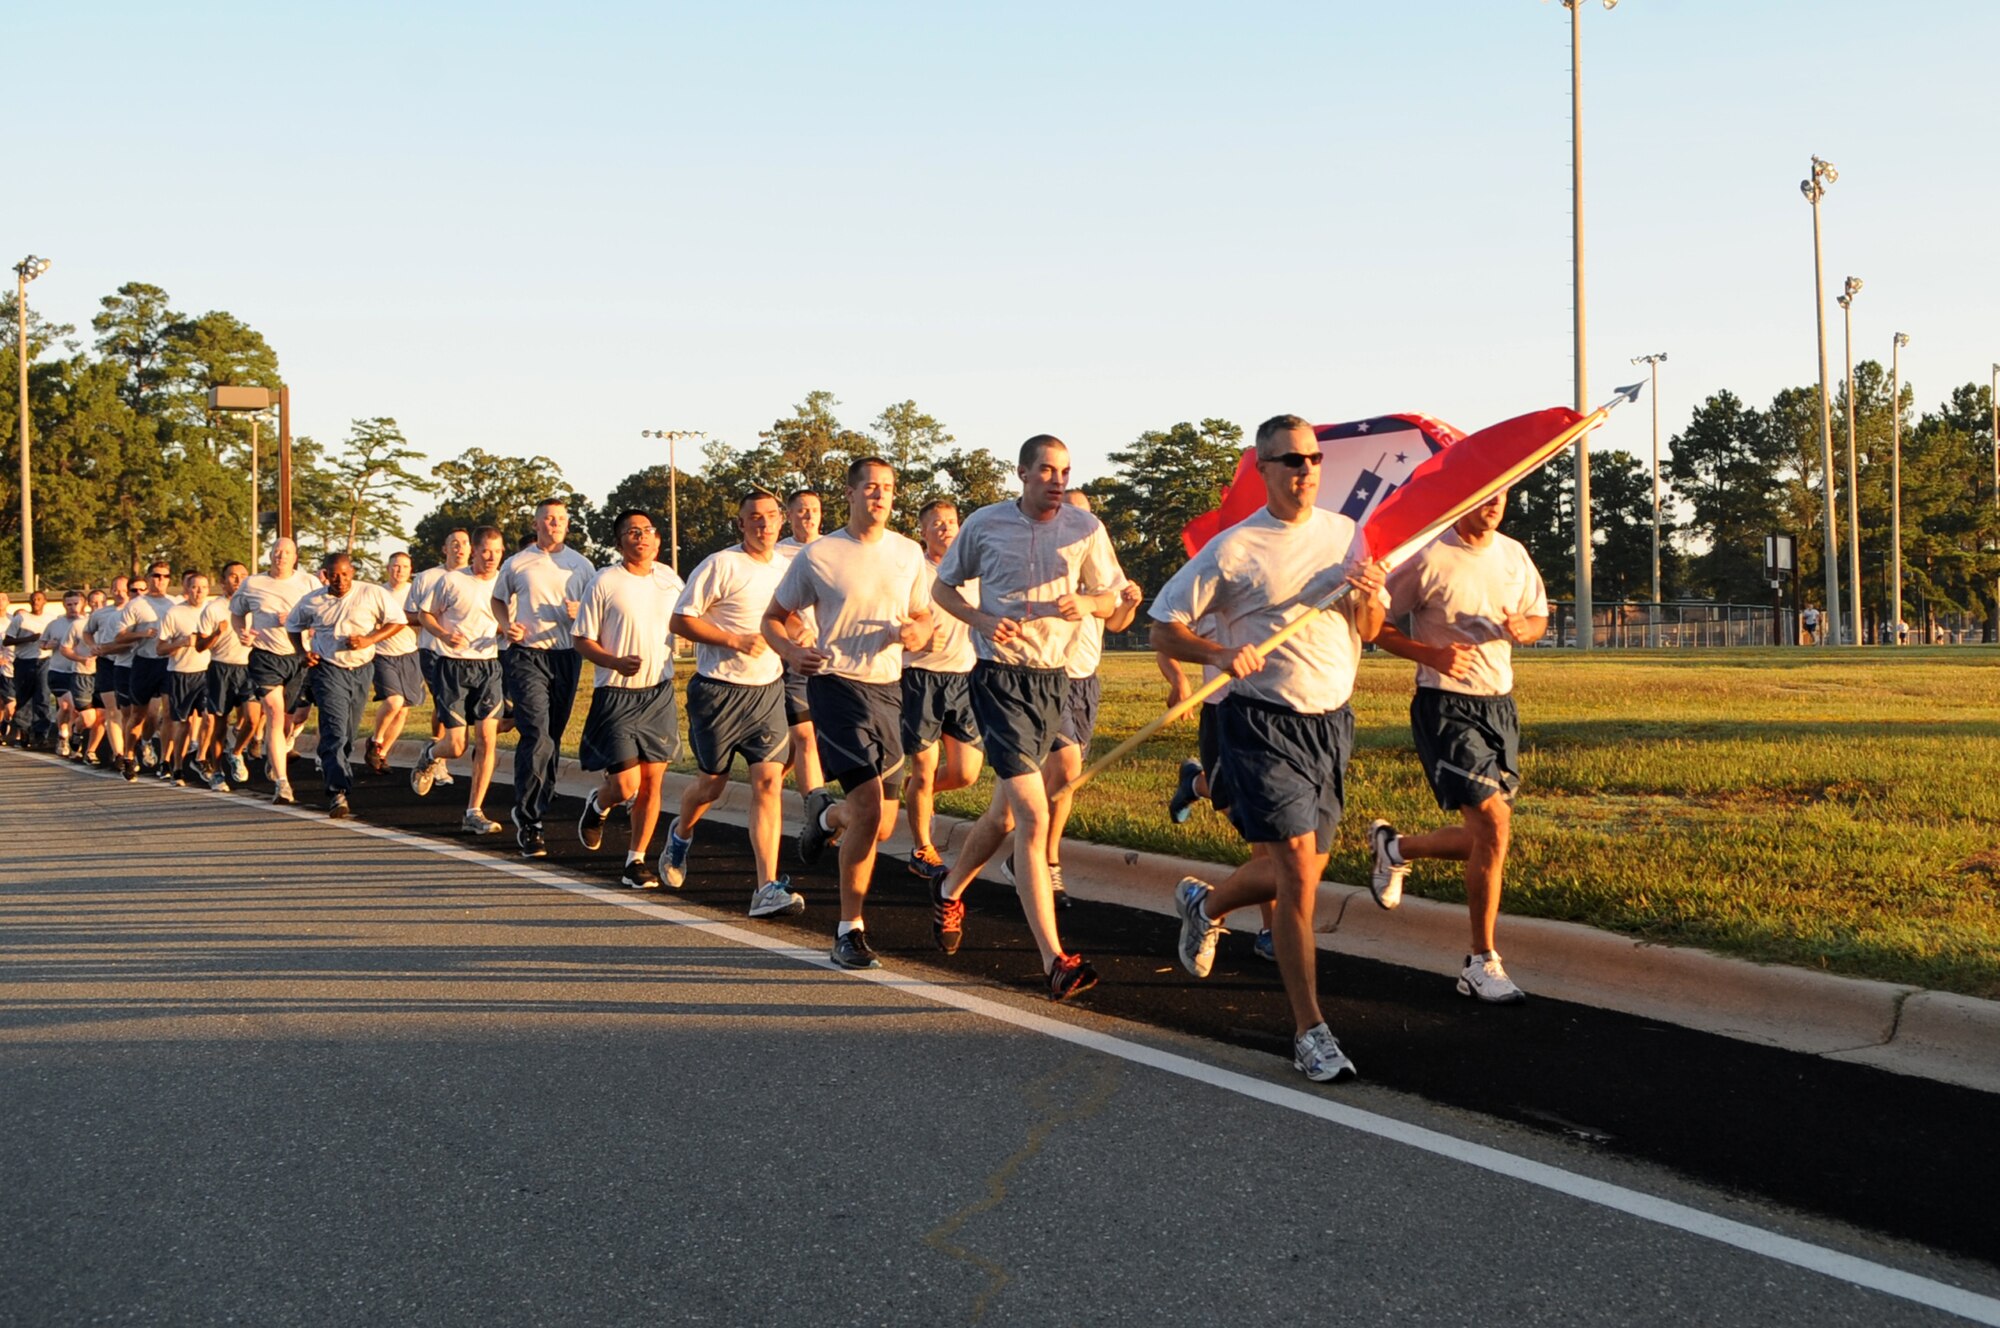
11, 750, 2000, 1325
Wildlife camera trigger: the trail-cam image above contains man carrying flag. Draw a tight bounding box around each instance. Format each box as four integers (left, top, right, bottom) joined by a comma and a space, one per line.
1369, 487, 1546, 1003
1151, 414, 1388, 1082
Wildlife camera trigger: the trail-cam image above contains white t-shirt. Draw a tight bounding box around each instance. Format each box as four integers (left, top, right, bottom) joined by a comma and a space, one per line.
373, 581, 418, 657
9, 606, 62, 662
935, 501, 1124, 672
494, 544, 595, 651
575, 562, 685, 690
773, 537, 819, 651
406, 565, 461, 653
1150, 507, 1383, 715
420, 569, 503, 661
43, 615, 94, 674
196, 595, 252, 667
905, 564, 977, 675
231, 571, 319, 655
86, 604, 129, 668
118, 594, 182, 661
770, 528, 931, 686
288, 582, 403, 670
1385, 529, 1548, 698
158, 601, 213, 674
673, 545, 787, 686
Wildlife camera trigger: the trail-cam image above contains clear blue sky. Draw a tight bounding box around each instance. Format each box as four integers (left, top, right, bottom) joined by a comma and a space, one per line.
16, 2, 1999, 507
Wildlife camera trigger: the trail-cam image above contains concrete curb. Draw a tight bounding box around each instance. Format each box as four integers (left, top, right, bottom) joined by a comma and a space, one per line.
393, 740, 2000, 1097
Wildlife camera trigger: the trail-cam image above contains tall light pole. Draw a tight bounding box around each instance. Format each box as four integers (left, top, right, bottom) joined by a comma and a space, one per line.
13, 255, 50, 591
1837, 276, 1863, 642
1889, 332, 1908, 645
1560, 0, 1617, 650
1801, 157, 1841, 645
639, 429, 706, 574
1632, 351, 1667, 643
1990, 363, 1998, 637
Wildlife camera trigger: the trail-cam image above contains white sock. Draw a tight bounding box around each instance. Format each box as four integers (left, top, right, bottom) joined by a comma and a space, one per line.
836, 920, 862, 936
626, 850, 643, 865
818, 807, 836, 832
1387, 837, 1405, 866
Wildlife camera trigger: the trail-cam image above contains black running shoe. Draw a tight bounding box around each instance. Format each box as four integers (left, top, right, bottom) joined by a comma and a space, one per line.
932, 879, 965, 955
328, 793, 352, 819
1048, 954, 1099, 1003
578, 790, 608, 852
798, 787, 836, 867
122, 755, 139, 783
830, 928, 881, 970
621, 858, 661, 889
513, 806, 547, 859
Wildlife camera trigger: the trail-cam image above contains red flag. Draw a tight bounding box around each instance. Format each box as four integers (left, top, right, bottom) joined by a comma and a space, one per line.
1181, 413, 1464, 556
1361, 406, 1586, 564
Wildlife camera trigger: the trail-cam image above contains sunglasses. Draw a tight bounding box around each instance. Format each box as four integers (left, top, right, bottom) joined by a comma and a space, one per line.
1261, 452, 1324, 470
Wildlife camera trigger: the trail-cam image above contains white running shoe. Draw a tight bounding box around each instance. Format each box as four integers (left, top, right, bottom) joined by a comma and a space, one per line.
411, 742, 438, 797
1368, 819, 1408, 910
1173, 876, 1224, 979
1293, 1024, 1358, 1083
463, 809, 503, 836
1458, 952, 1527, 1004
434, 766, 455, 786
272, 779, 295, 806
748, 878, 806, 918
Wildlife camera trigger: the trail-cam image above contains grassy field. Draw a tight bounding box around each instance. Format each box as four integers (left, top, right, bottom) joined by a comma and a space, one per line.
378, 647, 2000, 999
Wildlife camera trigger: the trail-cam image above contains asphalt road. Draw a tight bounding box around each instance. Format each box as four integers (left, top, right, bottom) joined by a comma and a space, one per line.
4, 750, 1997, 1327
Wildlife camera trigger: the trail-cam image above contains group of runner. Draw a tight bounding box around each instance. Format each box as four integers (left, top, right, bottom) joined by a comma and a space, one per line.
1, 418, 1547, 1086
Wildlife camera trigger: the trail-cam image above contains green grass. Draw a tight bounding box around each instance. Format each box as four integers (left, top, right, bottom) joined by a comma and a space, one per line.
377, 647, 2000, 999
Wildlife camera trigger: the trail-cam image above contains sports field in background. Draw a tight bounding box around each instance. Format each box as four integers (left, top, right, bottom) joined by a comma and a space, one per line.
381, 647, 2000, 1000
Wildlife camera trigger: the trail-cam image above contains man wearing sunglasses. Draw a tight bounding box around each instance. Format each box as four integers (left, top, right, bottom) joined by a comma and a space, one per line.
1151, 413, 1389, 1084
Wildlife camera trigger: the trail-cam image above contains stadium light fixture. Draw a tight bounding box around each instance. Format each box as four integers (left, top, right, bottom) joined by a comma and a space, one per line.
639, 429, 708, 574
13, 255, 49, 591
1801, 157, 1842, 644
1889, 333, 1910, 644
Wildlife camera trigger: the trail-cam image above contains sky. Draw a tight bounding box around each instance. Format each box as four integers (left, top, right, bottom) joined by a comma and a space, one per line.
15, 1, 1999, 510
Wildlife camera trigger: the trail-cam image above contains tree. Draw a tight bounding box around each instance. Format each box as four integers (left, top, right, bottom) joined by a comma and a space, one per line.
1092, 419, 1243, 597
91, 282, 182, 409
1666, 390, 1787, 602
1506, 451, 1574, 600
754, 390, 875, 523
411, 448, 580, 558
333, 418, 437, 554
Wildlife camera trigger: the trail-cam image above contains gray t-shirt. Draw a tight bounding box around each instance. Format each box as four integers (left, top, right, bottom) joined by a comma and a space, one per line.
1385, 529, 1547, 697
770, 528, 931, 686
419, 570, 504, 661
118, 594, 182, 661
43, 615, 93, 675
935, 501, 1123, 672
9, 606, 62, 662
575, 562, 685, 690
406, 566, 459, 653
494, 544, 595, 651
1150, 507, 1382, 715
231, 572, 319, 655
288, 582, 404, 670
196, 595, 252, 667
158, 601, 212, 674
86, 604, 130, 667
674, 546, 787, 686
904, 565, 977, 675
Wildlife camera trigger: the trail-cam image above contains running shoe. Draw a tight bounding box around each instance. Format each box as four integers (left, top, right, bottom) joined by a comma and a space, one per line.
122, 755, 139, 783
1050, 862, 1070, 910
1458, 952, 1527, 1005
907, 843, 948, 881
227, 753, 250, 786
434, 766, 455, 787
206, 767, 230, 792
511, 806, 547, 859
1168, 757, 1203, 823
748, 877, 806, 918
272, 779, 295, 806
410, 741, 438, 797
622, 858, 662, 890
1368, 819, 1408, 910
660, 817, 693, 887
365, 738, 389, 775
931, 878, 965, 955
1293, 1024, 1357, 1083
1174, 876, 1223, 979
830, 928, 880, 970
463, 809, 503, 836
1047, 953, 1099, 1002
140, 739, 160, 770
179, 758, 206, 788
53, 734, 69, 759
798, 787, 836, 867
1253, 929, 1276, 963
577, 789, 608, 852
328, 793, 352, 819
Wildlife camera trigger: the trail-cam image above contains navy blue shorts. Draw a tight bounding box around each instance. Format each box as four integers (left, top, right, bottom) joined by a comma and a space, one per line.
167, 670, 211, 721
782, 667, 812, 726
1411, 687, 1521, 811
1053, 673, 1101, 754
128, 655, 172, 706
372, 651, 425, 705
1197, 701, 1230, 812
109, 662, 132, 705
807, 673, 903, 793
579, 679, 680, 772
900, 667, 980, 757
0, 669, 13, 703
208, 661, 255, 715
417, 649, 442, 704
968, 660, 1065, 781
247, 648, 308, 713
1214, 696, 1353, 853
50, 671, 98, 709
687, 674, 788, 773
431, 657, 503, 729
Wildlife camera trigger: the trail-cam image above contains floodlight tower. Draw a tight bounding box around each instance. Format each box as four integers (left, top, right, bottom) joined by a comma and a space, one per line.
1801, 158, 1842, 644
1889, 333, 1909, 645
639, 429, 707, 573
13, 254, 49, 591
1836, 276, 1863, 642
